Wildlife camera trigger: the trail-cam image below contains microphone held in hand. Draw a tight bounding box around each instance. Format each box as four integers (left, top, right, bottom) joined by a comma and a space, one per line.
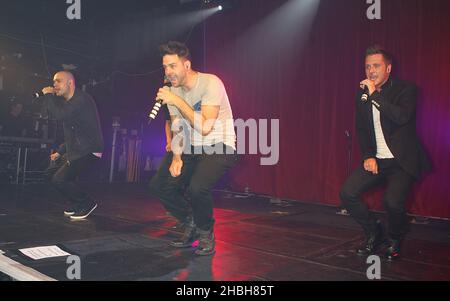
33, 87, 54, 100
361, 85, 369, 102
148, 79, 172, 123
32, 91, 45, 99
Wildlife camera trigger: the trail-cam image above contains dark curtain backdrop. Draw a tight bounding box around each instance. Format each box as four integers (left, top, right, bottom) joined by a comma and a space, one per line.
202, 0, 450, 218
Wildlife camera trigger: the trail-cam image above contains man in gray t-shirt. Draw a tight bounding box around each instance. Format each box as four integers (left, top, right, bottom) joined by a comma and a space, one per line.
167, 72, 236, 149
149, 41, 237, 256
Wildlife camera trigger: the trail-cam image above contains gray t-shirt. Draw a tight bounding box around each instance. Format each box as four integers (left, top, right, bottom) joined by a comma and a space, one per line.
168, 72, 236, 149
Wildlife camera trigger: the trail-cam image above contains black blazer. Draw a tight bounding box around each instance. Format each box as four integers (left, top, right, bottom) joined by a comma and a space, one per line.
355, 78, 431, 179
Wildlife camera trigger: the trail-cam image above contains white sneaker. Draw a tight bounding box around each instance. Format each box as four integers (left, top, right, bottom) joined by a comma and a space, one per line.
70, 203, 98, 220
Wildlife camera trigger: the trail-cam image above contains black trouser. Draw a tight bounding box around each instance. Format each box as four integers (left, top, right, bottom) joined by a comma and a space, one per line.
47, 153, 99, 208
340, 159, 415, 240
149, 144, 238, 231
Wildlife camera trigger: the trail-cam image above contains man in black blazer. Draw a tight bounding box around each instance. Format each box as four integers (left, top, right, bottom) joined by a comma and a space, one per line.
340, 45, 430, 260
42, 71, 104, 220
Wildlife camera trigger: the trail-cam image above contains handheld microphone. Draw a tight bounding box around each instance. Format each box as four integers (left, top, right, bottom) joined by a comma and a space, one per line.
33, 91, 45, 99
344, 130, 351, 139
148, 78, 172, 123
361, 85, 369, 102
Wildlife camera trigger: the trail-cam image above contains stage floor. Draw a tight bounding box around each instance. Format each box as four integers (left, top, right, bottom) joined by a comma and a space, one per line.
0, 183, 449, 281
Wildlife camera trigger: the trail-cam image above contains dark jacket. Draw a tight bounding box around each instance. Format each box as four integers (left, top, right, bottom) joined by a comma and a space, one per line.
44, 89, 104, 161
355, 78, 431, 179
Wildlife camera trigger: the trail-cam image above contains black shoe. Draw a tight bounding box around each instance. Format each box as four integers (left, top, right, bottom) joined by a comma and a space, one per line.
170, 217, 198, 248
70, 203, 97, 220
357, 222, 384, 256
385, 238, 401, 261
195, 228, 215, 256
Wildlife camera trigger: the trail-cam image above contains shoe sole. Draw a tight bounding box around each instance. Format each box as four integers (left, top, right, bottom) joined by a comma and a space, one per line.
170, 236, 199, 248
70, 204, 97, 220
170, 242, 196, 248
195, 249, 216, 256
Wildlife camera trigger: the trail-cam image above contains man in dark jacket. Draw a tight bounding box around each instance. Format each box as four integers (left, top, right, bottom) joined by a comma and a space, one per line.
340, 46, 430, 260
42, 71, 104, 219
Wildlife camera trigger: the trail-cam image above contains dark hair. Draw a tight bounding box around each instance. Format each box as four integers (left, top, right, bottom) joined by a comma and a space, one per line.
159, 41, 192, 61
365, 45, 393, 65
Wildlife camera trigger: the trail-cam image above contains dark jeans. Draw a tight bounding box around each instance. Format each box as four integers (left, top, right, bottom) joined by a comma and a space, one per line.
340, 159, 415, 240
149, 144, 238, 231
47, 153, 99, 208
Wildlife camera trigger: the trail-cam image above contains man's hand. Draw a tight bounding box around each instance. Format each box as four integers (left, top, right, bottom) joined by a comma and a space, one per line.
50, 152, 61, 162
42, 87, 55, 95
364, 158, 378, 174
156, 88, 180, 106
169, 156, 183, 177
360, 79, 376, 96
165, 140, 172, 152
